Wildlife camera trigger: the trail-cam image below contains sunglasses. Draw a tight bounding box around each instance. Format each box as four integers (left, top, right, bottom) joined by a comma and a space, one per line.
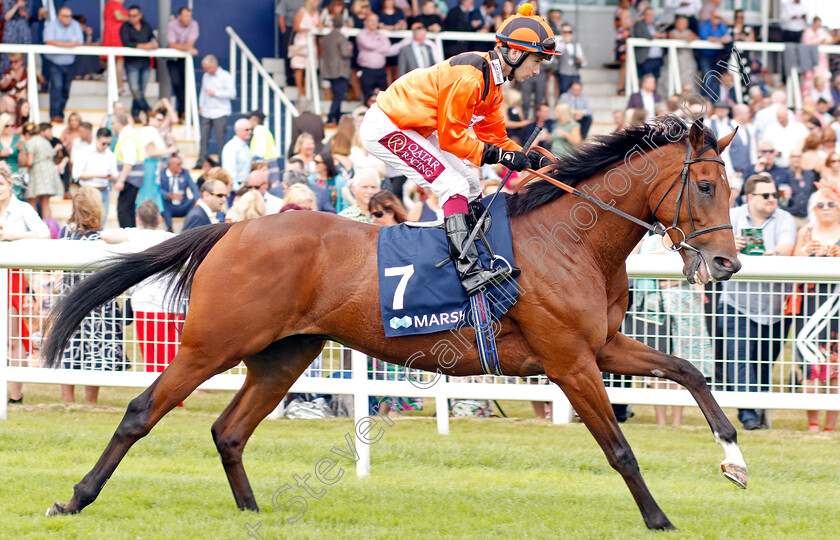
753, 192, 780, 200
210, 192, 227, 198
314, 159, 324, 164
759, 150, 775, 154
371, 209, 390, 218
816, 201, 837, 209
832, 159, 840, 163
245, 184, 263, 190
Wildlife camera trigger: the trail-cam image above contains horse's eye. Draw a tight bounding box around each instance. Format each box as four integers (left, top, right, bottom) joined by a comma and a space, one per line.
698, 182, 713, 195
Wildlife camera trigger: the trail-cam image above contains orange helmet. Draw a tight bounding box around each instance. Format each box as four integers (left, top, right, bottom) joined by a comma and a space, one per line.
495, 4, 561, 61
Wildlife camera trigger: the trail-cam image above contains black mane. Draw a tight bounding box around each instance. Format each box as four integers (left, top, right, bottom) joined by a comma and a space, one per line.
507, 115, 719, 218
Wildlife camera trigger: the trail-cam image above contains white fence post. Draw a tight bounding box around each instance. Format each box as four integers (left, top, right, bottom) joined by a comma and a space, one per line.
352, 348, 371, 478
0, 269, 8, 420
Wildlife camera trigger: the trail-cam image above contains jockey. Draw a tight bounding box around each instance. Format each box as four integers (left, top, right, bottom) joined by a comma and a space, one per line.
360, 4, 560, 297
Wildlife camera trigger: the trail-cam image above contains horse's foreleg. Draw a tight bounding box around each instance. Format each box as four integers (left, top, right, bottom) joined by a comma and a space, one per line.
596, 332, 746, 488
47, 345, 241, 516
211, 337, 325, 511
547, 359, 676, 531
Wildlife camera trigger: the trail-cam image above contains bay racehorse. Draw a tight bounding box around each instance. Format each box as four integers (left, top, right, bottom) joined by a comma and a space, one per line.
42, 117, 744, 530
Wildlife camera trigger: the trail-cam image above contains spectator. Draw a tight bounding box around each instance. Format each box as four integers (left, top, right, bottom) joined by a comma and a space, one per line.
559, 80, 592, 139
752, 140, 792, 195
819, 152, 840, 189
614, 0, 632, 96
37, 121, 69, 197
243, 168, 283, 214
183, 179, 227, 230
709, 101, 734, 138
100, 101, 129, 151
369, 189, 407, 226
282, 182, 317, 211
72, 14, 100, 80
555, 24, 585, 97
763, 106, 808, 167
719, 173, 796, 431
779, 0, 808, 43
338, 167, 380, 223
101, 200, 186, 375
289, 98, 325, 157
58, 111, 81, 192
405, 188, 441, 221
290, 132, 317, 174
59, 186, 124, 405
137, 110, 178, 211
311, 150, 347, 212
753, 90, 790, 142
72, 127, 118, 227
228, 189, 266, 222
43, 6, 83, 123
120, 5, 157, 119
550, 103, 581, 159
730, 9, 755, 42
697, 9, 732, 101
443, 0, 477, 58
791, 190, 840, 433
276, 0, 306, 87
665, 0, 701, 34
112, 113, 144, 227
524, 103, 554, 150
1, 161, 50, 405
378, 0, 407, 85
632, 8, 667, 81
477, 0, 497, 32
397, 24, 434, 77
831, 75, 840, 116
329, 132, 355, 181
158, 154, 197, 231
165, 7, 199, 121
289, 0, 322, 98
697, 0, 721, 23
22, 122, 62, 220
247, 110, 281, 186
784, 150, 818, 228
1, 0, 33, 74
356, 13, 410, 103
501, 88, 532, 146
416, 0, 444, 32
102, 0, 129, 95
0, 94, 16, 115
668, 15, 699, 91
320, 23, 353, 127
0, 52, 41, 101
13, 98, 30, 131
321, 0, 351, 29
729, 104, 757, 179
627, 74, 662, 119
197, 54, 235, 167
221, 118, 253, 191
0, 112, 24, 180
810, 78, 833, 108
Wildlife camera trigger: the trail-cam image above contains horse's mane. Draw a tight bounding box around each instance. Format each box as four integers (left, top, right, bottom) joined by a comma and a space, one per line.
507, 114, 720, 218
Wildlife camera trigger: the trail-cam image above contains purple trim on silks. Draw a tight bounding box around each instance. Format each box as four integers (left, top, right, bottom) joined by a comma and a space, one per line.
443, 194, 469, 216
378, 131, 444, 182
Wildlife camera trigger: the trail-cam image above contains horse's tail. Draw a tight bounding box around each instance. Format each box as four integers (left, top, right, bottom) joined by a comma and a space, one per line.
42, 223, 234, 368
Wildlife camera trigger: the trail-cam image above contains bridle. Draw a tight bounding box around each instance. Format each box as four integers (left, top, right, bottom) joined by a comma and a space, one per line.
519, 141, 732, 253
650, 142, 732, 253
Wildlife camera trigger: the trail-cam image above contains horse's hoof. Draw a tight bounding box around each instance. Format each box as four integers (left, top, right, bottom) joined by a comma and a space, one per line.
46, 502, 67, 516
721, 463, 748, 489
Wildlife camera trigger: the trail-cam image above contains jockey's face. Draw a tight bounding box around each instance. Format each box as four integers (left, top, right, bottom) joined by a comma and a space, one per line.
512, 53, 544, 83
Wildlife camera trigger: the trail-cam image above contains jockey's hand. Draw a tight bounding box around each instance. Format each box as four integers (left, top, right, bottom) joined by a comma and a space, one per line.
527, 149, 555, 170
482, 144, 530, 172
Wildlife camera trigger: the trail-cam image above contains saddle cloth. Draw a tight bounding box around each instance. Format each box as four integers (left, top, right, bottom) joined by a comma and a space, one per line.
377, 194, 519, 337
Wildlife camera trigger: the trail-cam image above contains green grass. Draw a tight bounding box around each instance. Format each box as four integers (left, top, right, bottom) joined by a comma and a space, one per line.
1, 385, 837, 539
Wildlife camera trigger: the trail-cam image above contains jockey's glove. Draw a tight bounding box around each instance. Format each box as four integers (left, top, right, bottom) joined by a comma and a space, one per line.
527, 149, 555, 170
481, 144, 530, 172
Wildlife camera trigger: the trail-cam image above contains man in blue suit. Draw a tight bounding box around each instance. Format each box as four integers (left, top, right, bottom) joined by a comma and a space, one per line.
183, 179, 227, 231
159, 155, 199, 231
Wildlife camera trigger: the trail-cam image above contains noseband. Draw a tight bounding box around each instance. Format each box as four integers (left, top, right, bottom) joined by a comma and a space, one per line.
650, 143, 732, 253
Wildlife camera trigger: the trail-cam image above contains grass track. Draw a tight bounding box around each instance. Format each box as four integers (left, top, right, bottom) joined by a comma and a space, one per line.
1, 385, 838, 539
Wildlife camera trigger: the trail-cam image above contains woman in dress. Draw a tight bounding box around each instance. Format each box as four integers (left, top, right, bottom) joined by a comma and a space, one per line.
290, 0, 322, 99
0, 113, 23, 197
614, 0, 633, 96
311, 150, 349, 212
550, 103, 581, 159
801, 17, 833, 96
137, 110, 178, 211
0, 52, 40, 102
102, 0, 129, 94
377, 0, 407, 86
668, 15, 698, 92
59, 112, 83, 192
22, 123, 62, 220
13, 98, 29, 131
792, 190, 840, 433
1, 0, 32, 73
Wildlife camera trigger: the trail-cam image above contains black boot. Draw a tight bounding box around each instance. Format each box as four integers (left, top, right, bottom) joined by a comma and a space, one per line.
445, 213, 516, 297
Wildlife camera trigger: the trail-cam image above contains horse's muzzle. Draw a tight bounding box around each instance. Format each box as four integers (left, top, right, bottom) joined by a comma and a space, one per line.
710, 254, 741, 281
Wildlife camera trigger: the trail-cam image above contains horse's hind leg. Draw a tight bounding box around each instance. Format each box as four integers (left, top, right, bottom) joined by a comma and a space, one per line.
546, 356, 676, 531
47, 345, 242, 516
596, 332, 747, 488
211, 336, 325, 511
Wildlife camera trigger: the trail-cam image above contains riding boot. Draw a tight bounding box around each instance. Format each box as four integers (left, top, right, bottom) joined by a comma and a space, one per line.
444, 213, 518, 297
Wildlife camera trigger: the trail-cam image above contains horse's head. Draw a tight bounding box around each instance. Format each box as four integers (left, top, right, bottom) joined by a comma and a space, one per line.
650, 119, 741, 283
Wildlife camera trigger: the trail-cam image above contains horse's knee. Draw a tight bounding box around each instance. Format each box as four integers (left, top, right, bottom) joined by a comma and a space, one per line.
114, 393, 154, 441
211, 423, 244, 466
608, 443, 640, 476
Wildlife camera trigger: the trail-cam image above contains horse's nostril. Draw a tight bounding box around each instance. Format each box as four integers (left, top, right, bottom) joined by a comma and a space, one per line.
721, 258, 732, 268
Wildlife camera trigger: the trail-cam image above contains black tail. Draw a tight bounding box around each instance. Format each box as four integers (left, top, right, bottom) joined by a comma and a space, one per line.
42, 223, 234, 368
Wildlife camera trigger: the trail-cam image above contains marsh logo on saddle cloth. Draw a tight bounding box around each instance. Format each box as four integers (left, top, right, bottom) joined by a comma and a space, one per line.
377, 195, 520, 337
379, 131, 443, 182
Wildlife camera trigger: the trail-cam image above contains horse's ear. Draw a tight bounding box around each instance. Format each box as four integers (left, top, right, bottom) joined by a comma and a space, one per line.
717, 126, 738, 154
689, 119, 705, 154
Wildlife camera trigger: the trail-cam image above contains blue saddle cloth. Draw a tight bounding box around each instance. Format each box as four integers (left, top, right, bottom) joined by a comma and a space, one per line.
377, 194, 519, 337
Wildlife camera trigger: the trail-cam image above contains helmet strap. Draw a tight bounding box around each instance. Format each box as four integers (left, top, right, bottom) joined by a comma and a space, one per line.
499, 46, 527, 81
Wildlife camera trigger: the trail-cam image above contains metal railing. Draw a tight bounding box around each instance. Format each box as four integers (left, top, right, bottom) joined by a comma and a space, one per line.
625, 38, 840, 110
0, 43, 199, 143
226, 26, 298, 159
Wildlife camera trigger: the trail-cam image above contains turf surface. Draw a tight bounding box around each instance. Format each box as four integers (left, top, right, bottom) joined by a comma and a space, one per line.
1, 385, 837, 539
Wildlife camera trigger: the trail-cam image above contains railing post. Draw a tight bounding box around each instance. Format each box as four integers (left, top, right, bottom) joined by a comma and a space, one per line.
626, 42, 638, 95
274, 94, 282, 159
667, 45, 680, 98
240, 51, 248, 113
435, 376, 449, 435
251, 63, 259, 114
0, 269, 8, 420
351, 348, 371, 478
185, 54, 200, 153
229, 35, 237, 84
26, 51, 39, 125
106, 54, 118, 115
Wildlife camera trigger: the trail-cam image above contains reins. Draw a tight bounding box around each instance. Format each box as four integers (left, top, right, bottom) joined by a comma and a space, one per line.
517, 143, 732, 253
